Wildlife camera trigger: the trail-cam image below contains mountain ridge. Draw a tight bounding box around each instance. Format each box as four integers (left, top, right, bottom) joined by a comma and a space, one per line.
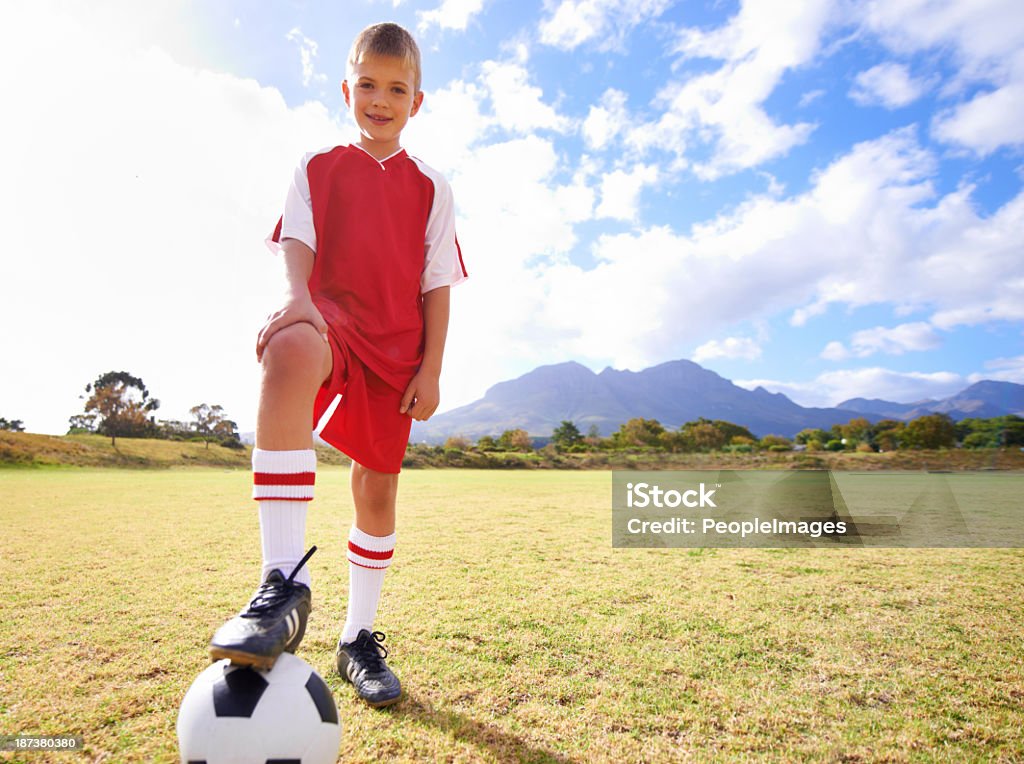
410, 360, 1024, 444
408, 359, 1023, 443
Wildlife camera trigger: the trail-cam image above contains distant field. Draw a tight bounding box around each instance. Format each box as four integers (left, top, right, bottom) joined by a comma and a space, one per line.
4, 431, 1024, 472
1, 468, 1023, 762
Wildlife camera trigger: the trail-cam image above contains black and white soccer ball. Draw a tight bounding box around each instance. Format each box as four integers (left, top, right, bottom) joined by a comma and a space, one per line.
177, 653, 341, 764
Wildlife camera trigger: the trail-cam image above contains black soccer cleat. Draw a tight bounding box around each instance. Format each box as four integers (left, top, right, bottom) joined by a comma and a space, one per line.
208, 546, 316, 671
336, 629, 402, 708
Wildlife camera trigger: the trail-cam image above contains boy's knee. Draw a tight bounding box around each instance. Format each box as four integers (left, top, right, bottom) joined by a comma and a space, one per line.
352, 462, 399, 496
263, 323, 330, 378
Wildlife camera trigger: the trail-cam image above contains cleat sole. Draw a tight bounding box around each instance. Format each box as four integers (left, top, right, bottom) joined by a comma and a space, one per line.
365, 693, 402, 709
208, 646, 279, 671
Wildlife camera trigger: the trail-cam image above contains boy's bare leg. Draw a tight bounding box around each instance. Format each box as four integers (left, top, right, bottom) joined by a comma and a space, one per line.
337, 461, 402, 707
208, 322, 332, 668
345, 462, 398, 631
256, 322, 333, 449
350, 462, 398, 534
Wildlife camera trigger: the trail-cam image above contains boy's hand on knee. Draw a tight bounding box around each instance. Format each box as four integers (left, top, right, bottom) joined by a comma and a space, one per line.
256, 296, 329, 362
400, 370, 440, 421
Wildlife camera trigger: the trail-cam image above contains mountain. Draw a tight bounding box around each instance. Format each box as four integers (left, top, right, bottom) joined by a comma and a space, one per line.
839, 381, 1024, 422
832, 397, 937, 420
411, 359, 872, 443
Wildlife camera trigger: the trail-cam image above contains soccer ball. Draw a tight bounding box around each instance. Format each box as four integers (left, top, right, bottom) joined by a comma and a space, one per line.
177, 653, 341, 764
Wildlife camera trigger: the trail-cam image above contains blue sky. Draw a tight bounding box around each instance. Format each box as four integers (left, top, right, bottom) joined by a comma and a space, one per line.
1, 0, 1022, 435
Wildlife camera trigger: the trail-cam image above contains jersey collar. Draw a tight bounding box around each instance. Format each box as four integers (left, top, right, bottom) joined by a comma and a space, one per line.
350, 143, 407, 169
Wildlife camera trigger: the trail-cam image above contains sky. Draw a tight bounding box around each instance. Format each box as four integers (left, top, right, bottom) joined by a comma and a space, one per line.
1, 0, 1022, 436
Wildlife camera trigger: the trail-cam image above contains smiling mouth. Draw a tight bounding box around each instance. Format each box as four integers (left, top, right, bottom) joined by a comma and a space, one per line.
366, 113, 392, 125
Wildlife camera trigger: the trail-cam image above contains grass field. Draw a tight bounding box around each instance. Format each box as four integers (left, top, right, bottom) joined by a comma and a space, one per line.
1, 467, 1022, 763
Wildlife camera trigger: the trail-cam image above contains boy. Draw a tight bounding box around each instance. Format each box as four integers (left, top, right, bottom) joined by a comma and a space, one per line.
208, 22, 466, 709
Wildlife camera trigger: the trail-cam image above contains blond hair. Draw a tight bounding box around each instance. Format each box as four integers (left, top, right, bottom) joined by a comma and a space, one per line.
347, 22, 422, 92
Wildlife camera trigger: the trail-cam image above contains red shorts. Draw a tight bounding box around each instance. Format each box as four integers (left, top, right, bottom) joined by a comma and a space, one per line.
312, 333, 412, 474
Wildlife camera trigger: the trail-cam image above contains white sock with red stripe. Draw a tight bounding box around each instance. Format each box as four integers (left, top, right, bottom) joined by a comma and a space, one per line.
340, 525, 395, 644
252, 448, 316, 589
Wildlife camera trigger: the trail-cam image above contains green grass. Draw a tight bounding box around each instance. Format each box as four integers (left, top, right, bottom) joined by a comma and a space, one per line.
1, 468, 1022, 762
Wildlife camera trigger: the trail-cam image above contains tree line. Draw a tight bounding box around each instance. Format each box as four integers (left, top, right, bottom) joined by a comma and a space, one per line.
5, 371, 1020, 456
64, 370, 242, 449
442, 414, 1024, 454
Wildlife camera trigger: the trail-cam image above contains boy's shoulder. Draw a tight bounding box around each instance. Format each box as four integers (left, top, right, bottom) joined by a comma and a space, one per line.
299, 143, 357, 167
404, 153, 453, 193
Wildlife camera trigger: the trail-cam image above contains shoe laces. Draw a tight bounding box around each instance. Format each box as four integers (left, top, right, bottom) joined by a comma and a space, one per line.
242, 545, 316, 618
350, 631, 390, 674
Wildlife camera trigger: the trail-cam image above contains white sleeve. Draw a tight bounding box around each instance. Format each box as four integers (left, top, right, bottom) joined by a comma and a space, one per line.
265, 153, 317, 255
420, 173, 467, 293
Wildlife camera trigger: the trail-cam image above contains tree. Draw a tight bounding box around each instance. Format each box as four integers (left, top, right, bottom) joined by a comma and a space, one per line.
678, 419, 726, 452
498, 428, 532, 452
902, 413, 956, 450
0, 417, 25, 432
611, 418, 666, 449
795, 428, 829, 446
707, 419, 755, 443
759, 434, 792, 451
67, 413, 97, 434
213, 417, 242, 449
551, 420, 583, 450
956, 415, 1024, 448
870, 420, 905, 452
81, 371, 159, 446
158, 419, 192, 440
838, 417, 872, 448
583, 424, 604, 450
190, 404, 227, 449
444, 435, 470, 450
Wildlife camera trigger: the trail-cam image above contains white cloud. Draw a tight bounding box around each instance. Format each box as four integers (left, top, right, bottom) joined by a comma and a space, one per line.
692, 337, 762, 363
418, 0, 486, 32
860, 0, 1024, 154
582, 88, 628, 150
969, 355, 1024, 384
479, 61, 571, 133
495, 127, 1024, 372
539, 0, 673, 51
799, 88, 826, 107
0, 8, 342, 435
821, 341, 849, 361
850, 62, 930, 108
860, 0, 1024, 81
404, 78, 491, 173
823, 322, 942, 360
595, 163, 658, 221
286, 27, 327, 88
628, 0, 833, 179
736, 368, 966, 408
932, 80, 1024, 155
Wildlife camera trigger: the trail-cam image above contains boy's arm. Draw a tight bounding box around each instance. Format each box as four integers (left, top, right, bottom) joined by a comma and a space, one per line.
255, 238, 329, 362
400, 285, 450, 420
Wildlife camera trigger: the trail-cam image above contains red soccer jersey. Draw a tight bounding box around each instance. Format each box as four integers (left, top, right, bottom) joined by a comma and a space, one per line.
269, 144, 467, 392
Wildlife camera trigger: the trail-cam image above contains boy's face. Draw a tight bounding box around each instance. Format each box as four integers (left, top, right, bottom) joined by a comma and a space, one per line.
342, 54, 423, 159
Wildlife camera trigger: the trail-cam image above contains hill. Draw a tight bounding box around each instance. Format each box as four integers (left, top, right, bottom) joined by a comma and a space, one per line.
412, 359, 1024, 444
0, 432, 348, 469
839, 380, 1024, 421
413, 359, 872, 442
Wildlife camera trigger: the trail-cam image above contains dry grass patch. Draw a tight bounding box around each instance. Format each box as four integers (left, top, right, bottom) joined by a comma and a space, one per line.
1, 468, 1022, 762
